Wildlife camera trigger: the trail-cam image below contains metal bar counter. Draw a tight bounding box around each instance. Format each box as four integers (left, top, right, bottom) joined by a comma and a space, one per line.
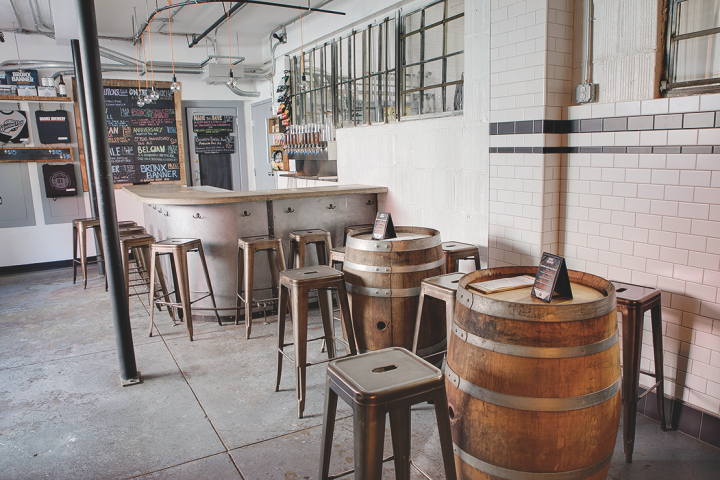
123, 184, 386, 318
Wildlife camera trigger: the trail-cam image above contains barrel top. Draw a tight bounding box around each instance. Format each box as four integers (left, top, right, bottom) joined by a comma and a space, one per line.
353, 232, 431, 242
346, 226, 441, 252
458, 266, 616, 322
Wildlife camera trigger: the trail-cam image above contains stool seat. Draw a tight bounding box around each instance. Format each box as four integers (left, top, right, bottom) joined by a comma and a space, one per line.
289, 229, 331, 243
118, 226, 146, 236
613, 281, 666, 464
329, 246, 345, 267
281, 265, 343, 284
441, 241, 481, 273
319, 347, 457, 480
236, 234, 286, 338
72, 218, 138, 289
154, 238, 200, 248
119, 233, 154, 247
288, 229, 333, 269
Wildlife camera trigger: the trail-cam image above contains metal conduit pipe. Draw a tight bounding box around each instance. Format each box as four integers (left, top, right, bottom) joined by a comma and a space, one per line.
226, 83, 260, 97
9, 0, 23, 27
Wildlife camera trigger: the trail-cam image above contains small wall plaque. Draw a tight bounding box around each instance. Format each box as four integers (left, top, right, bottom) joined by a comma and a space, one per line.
531, 252, 573, 303
372, 212, 396, 240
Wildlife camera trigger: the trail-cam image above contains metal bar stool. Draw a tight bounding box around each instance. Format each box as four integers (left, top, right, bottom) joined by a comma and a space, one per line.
319, 347, 457, 480
119, 233, 172, 316
613, 281, 666, 463
288, 229, 332, 268
118, 225, 146, 236
72, 217, 137, 288
329, 246, 345, 270
411, 272, 464, 359
148, 238, 221, 341
236, 235, 287, 339
441, 241, 481, 273
275, 265, 357, 418
343, 224, 373, 246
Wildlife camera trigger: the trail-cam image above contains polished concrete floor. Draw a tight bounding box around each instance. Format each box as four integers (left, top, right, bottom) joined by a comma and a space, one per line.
1, 266, 719, 479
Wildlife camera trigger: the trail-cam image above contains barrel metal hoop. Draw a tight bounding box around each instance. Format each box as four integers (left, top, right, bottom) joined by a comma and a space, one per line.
453, 443, 614, 480
343, 257, 445, 274
445, 366, 621, 411
469, 291, 617, 323
345, 283, 422, 298
453, 324, 619, 359
345, 234, 442, 252
417, 337, 447, 358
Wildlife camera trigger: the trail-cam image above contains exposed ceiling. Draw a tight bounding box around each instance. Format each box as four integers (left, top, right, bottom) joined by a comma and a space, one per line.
1, 0, 336, 42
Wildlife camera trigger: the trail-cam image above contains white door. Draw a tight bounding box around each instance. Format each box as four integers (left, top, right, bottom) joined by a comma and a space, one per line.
250, 100, 276, 190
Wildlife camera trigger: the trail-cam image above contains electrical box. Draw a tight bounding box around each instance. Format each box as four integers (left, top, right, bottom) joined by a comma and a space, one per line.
201, 64, 244, 85
576, 83, 596, 104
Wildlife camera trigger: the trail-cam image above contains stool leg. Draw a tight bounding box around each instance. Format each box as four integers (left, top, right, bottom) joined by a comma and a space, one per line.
355, 405, 386, 479
93, 227, 107, 291
72, 225, 78, 284
318, 378, 339, 480
316, 241, 329, 266
244, 247, 255, 338
148, 251, 158, 337
651, 305, 667, 431
292, 287, 309, 418
168, 254, 183, 322
80, 224, 88, 288
412, 288, 426, 354
446, 296, 455, 350
174, 252, 194, 341
622, 308, 643, 463
275, 284, 289, 392
198, 244, 222, 326
318, 287, 336, 359
389, 407, 411, 480
432, 389, 458, 480
152, 249, 174, 320
474, 253, 481, 271
236, 245, 244, 325
443, 251, 452, 274
288, 239, 296, 270
268, 249, 280, 308
121, 243, 131, 299
296, 240, 306, 268
336, 281, 357, 355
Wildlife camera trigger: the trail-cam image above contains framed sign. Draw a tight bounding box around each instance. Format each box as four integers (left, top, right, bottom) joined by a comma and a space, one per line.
194, 135, 235, 154
531, 252, 573, 303
192, 115, 234, 135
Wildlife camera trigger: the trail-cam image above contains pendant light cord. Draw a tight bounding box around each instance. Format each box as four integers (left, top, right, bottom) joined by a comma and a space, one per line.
226, 2, 232, 71
141, 32, 149, 90
148, 26, 155, 85
166, 0, 175, 77
135, 28, 142, 97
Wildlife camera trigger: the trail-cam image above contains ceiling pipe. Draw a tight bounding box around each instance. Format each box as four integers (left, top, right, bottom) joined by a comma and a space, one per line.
133, 0, 345, 45
226, 83, 260, 97
9, 0, 23, 28
190, 2, 246, 49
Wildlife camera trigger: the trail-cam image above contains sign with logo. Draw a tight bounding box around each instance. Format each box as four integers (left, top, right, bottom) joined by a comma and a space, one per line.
5, 70, 40, 86
531, 252, 573, 303
372, 212, 397, 240
41, 163, 78, 197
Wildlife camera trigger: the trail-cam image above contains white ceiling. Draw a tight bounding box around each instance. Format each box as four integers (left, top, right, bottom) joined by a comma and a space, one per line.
1, 0, 337, 41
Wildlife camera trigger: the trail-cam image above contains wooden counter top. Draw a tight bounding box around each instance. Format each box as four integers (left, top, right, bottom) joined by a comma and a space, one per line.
123, 184, 388, 205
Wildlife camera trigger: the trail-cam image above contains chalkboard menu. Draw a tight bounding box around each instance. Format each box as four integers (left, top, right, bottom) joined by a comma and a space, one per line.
0, 147, 72, 162
102, 80, 184, 184
192, 115, 234, 135
195, 135, 235, 154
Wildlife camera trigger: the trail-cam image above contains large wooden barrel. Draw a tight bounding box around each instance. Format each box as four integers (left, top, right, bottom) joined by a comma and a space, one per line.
343, 226, 446, 355
447, 266, 620, 480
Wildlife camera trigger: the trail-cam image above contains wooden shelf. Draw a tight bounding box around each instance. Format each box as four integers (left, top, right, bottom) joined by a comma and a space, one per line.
0, 95, 73, 102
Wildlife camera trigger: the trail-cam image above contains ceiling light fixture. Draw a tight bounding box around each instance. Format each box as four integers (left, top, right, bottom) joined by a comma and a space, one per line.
167, 0, 180, 93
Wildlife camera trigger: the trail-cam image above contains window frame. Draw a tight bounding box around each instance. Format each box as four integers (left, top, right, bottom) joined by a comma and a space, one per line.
664, 0, 720, 95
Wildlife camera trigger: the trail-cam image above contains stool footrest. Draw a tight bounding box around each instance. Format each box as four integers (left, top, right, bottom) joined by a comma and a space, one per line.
327, 455, 396, 480
638, 380, 662, 400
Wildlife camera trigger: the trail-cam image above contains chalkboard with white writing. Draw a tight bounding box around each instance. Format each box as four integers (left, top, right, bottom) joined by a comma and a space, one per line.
102, 81, 184, 184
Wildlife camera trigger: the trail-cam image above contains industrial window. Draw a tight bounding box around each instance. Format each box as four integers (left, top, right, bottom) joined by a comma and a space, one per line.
665, 0, 720, 94
290, 0, 464, 126
400, 0, 464, 116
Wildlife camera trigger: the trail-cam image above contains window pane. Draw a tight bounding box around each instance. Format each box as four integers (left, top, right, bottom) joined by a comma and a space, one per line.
387, 20, 397, 69
387, 71, 397, 121
425, 25, 445, 60
405, 91, 420, 116
449, 80, 463, 111
341, 82, 353, 127
446, 17, 464, 54
405, 32, 421, 65
422, 87, 442, 114
424, 59, 444, 86
355, 32, 364, 79
448, 0, 464, 18
447, 53, 464, 83
678, 0, 720, 35
404, 65, 421, 90
405, 11, 422, 34
425, 1, 445, 26
675, 33, 720, 82
370, 25, 379, 74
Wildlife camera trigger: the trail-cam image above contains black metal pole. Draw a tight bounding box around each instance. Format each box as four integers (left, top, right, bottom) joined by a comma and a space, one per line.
74, 0, 138, 383
71, 38, 105, 276
187, 2, 246, 48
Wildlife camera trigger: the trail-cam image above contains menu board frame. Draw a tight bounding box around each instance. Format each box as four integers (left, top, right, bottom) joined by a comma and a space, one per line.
73, 79, 186, 190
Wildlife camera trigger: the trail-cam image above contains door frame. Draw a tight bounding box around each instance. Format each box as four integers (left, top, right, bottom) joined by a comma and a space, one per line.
250, 98, 275, 191
181, 100, 249, 191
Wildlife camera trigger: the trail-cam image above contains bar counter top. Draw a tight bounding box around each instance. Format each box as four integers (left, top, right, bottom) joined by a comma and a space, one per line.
123, 184, 388, 205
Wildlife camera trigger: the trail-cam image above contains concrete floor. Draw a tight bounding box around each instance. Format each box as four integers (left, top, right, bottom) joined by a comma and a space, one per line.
1, 267, 719, 479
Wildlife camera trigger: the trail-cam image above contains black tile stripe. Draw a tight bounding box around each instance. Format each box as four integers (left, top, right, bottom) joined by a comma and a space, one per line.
489, 145, 720, 154
490, 110, 719, 135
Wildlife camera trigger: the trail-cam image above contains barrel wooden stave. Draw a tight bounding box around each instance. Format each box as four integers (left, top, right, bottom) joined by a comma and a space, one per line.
343, 227, 445, 352
448, 266, 620, 480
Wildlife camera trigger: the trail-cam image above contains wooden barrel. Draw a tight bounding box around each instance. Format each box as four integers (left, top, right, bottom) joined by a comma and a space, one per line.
343, 226, 446, 356
447, 266, 620, 480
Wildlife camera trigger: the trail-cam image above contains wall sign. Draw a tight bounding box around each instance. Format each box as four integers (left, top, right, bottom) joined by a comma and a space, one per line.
0, 147, 72, 162
102, 81, 183, 184
5, 69, 39, 86
194, 135, 235, 154
372, 212, 396, 240
42, 163, 77, 197
192, 115, 234, 135
531, 252, 573, 303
